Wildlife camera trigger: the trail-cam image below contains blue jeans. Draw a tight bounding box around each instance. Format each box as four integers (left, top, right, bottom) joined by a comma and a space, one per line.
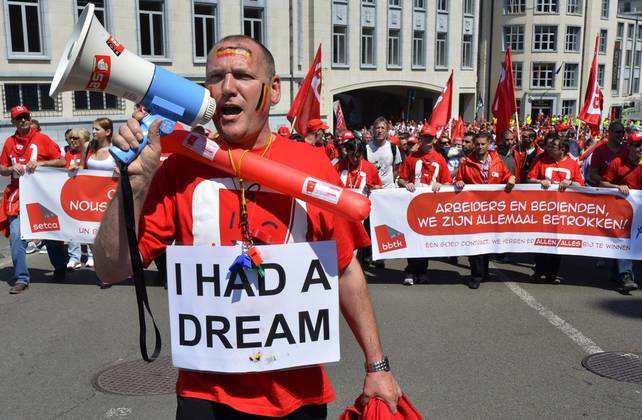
68, 242, 93, 264
9, 215, 68, 285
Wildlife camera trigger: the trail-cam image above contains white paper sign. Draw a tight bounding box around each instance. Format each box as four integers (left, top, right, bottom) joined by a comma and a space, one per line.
166, 242, 340, 373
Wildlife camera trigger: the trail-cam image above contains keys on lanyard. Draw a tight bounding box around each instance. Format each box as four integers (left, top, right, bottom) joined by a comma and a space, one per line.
228, 178, 265, 277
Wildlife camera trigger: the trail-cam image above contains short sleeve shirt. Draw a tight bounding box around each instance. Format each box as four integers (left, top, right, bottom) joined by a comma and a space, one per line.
399, 149, 452, 186
528, 154, 585, 185
365, 140, 401, 188
137, 135, 370, 417
602, 155, 642, 189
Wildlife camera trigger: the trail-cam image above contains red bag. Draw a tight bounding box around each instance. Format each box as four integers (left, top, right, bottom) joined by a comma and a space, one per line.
339, 395, 423, 420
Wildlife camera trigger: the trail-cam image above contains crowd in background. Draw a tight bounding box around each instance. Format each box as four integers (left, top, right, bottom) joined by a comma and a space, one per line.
3, 104, 641, 295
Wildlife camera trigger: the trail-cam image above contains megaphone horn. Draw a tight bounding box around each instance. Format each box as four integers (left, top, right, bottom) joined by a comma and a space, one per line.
50, 3, 216, 164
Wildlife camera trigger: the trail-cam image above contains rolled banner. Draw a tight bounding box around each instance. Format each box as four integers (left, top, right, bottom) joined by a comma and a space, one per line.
160, 130, 371, 222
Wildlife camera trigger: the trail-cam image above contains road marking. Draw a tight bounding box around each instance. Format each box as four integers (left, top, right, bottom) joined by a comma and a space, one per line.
503, 280, 604, 355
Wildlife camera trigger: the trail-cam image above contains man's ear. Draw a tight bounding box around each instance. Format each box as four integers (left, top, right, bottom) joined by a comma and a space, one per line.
270, 76, 281, 105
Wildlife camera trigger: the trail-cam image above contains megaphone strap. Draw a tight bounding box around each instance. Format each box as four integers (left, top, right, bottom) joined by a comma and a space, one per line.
119, 161, 162, 362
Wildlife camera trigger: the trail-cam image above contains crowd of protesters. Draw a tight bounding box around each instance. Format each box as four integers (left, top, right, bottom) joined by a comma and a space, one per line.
3, 104, 640, 295
285, 113, 640, 293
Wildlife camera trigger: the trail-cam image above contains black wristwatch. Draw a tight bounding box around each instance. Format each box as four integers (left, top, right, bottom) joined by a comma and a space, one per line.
365, 356, 391, 373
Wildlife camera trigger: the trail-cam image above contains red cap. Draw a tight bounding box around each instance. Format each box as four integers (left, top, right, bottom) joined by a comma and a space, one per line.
420, 124, 437, 138
277, 125, 291, 137
389, 134, 400, 146
407, 135, 418, 144
307, 118, 329, 131
338, 131, 356, 144
629, 131, 642, 143
10, 105, 30, 119
555, 123, 571, 133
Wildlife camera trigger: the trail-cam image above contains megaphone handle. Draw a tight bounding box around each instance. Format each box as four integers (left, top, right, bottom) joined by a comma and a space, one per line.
109, 114, 175, 165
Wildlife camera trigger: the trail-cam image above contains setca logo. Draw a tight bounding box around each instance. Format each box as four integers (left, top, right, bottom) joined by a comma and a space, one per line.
374, 224, 407, 253
60, 175, 117, 222
26, 203, 60, 233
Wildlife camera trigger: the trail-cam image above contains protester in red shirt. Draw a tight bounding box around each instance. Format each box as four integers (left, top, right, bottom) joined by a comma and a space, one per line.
397, 124, 452, 286
587, 121, 627, 186
527, 132, 584, 284
455, 131, 515, 289
93, 35, 401, 418
335, 131, 381, 195
599, 134, 642, 292
0, 105, 67, 294
513, 127, 544, 182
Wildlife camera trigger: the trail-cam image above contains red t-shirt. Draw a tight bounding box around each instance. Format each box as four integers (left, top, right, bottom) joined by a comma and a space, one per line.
334, 158, 381, 194
398, 149, 452, 185
589, 142, 627, 179
456, 151, 512, 184
137, 135, 370, 417
0, 128, 62, 216
65, 149, 83, 169
527, 154, 585, 185
602, 155, 642, 189
325, 142, 339, 161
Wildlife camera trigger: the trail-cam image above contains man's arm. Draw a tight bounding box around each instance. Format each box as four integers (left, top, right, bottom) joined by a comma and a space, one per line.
93, 115, 162, 284
339, 256, 402, 412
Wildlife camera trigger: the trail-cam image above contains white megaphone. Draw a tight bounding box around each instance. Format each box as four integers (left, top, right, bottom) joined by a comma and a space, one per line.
50, 3, 216, 164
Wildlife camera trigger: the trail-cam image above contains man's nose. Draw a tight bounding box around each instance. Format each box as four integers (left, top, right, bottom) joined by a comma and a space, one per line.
221, 73, 237, 95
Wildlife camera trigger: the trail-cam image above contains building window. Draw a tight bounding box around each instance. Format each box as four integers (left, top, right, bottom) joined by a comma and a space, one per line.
73, 91, 120, 111
612, 42, 621, 92
3, 83, 55, 112
599, 29, 607, 54
437, 0, 448, 12
533, 26, 557, 52
412, 30, 425, 67
193, 2, 217, 61
388, 0, 400, 5
387, 29, 401, 67
333, 26, 347, 65
243, 7, 264, 43
627, 24, 634, 41
531, 63, 555, 88
361, 27, 375, 66
503, 0, 525, 14
597, 64, 605, 87
462, 34, 473, 69
512, 61, 523, 88
76, 0, 107, 26
563, 63, 578, 88
617, 22, 624, 39
6, 0, 44, 55
139, 0, 166, 58
566, 0, 581, 14
601, 0, 609, 19
463, 0, 474, 15
435, 32, 447, 68
565, 26, 581, 52
503, 25, 524, 52
638, 26, 642, 41
535, 0, 558, 13
413, 0, 425, 8
562, 100, 576, 116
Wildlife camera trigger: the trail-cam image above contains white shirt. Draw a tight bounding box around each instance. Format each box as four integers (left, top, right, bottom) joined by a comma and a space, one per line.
366, 139, 402, 189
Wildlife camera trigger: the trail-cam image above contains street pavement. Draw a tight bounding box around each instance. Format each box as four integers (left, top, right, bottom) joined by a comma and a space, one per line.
0, 244, 641, 419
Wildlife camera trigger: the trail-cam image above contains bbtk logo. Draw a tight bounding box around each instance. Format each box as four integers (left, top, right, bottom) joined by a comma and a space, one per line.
26, 203, 60, 233
374, 224, 407, 253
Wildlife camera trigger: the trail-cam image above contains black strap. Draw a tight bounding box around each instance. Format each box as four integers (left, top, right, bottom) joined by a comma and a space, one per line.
119, 161, 162, 362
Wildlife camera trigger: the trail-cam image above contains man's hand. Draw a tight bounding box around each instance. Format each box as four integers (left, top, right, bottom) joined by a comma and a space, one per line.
505, 176, 516, 192
361, 371, 402, 413
25, 160, 39, 173
12, 164, 26, 177
432, 182, 442, 192
404, 182, 415, 192
454, 180, 465, 191
618, 184, 630, 196
540, 179, 551, 189
558, 179, 571, 192
111, 111, 163, 180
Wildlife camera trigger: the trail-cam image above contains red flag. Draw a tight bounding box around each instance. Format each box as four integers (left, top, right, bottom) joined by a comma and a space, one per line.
452, 116, 465, 140
428, 71, 453, 130
287, 45, 322, 136
492, 48, 517, 142
333, 100, 347, 134
578, 37, 604, 136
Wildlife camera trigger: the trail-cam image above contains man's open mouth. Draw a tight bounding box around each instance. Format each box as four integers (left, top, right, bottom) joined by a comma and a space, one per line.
221, 104, 243, 116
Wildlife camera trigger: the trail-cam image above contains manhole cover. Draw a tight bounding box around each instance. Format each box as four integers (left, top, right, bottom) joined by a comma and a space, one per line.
93, 356, 177, 395
582, 352, 642, 385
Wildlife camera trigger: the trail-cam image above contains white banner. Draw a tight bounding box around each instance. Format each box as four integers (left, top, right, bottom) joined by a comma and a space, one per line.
166, 242, 340, 373
370, 185, 642, 260
19, 167, 118, 243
